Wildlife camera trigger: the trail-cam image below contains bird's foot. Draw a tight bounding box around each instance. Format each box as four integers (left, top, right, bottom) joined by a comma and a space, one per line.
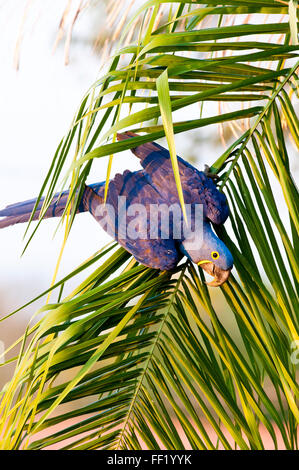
204, 165, 220, 182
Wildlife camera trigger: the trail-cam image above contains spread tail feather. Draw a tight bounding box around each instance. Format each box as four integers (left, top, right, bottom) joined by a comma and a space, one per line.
0, 182, 106, 230
0, 191, 71, 229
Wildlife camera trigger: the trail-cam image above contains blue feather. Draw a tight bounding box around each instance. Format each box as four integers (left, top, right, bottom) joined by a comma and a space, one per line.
0, 132, 233, 279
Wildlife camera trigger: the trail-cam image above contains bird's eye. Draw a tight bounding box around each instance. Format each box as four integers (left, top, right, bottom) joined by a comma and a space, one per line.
211, 251, 219, 260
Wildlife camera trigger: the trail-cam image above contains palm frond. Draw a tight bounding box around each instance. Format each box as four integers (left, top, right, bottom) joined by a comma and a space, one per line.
0, 0, 298, 450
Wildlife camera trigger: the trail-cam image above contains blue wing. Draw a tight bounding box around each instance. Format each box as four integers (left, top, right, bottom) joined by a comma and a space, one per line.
83, 172, 180, 271
117, 132, 229, 225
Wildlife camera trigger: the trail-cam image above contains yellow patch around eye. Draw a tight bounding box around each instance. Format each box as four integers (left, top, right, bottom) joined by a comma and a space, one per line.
211, 251, 219, 260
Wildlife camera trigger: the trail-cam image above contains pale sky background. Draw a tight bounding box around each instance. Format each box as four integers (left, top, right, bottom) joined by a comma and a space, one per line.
0, 1, 297, 381
0, 1, 108, 319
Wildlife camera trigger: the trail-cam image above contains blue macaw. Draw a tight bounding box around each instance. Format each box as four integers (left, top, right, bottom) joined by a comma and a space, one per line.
0, 132, 233, 286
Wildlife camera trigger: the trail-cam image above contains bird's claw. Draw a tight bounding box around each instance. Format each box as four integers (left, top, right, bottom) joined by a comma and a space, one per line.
204, 165, 220, 182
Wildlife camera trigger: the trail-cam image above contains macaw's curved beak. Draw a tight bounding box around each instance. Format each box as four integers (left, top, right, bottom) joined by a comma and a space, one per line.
198, 262, 231, 287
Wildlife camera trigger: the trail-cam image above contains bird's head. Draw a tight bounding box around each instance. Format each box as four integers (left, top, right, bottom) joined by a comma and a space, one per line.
180, 225, 233, 286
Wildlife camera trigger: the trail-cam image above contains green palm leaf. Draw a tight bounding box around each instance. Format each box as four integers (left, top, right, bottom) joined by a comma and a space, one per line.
0, 0, 298, 450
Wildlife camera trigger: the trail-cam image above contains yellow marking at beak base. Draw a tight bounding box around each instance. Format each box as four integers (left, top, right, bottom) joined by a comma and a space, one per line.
197, 260, 212, 265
